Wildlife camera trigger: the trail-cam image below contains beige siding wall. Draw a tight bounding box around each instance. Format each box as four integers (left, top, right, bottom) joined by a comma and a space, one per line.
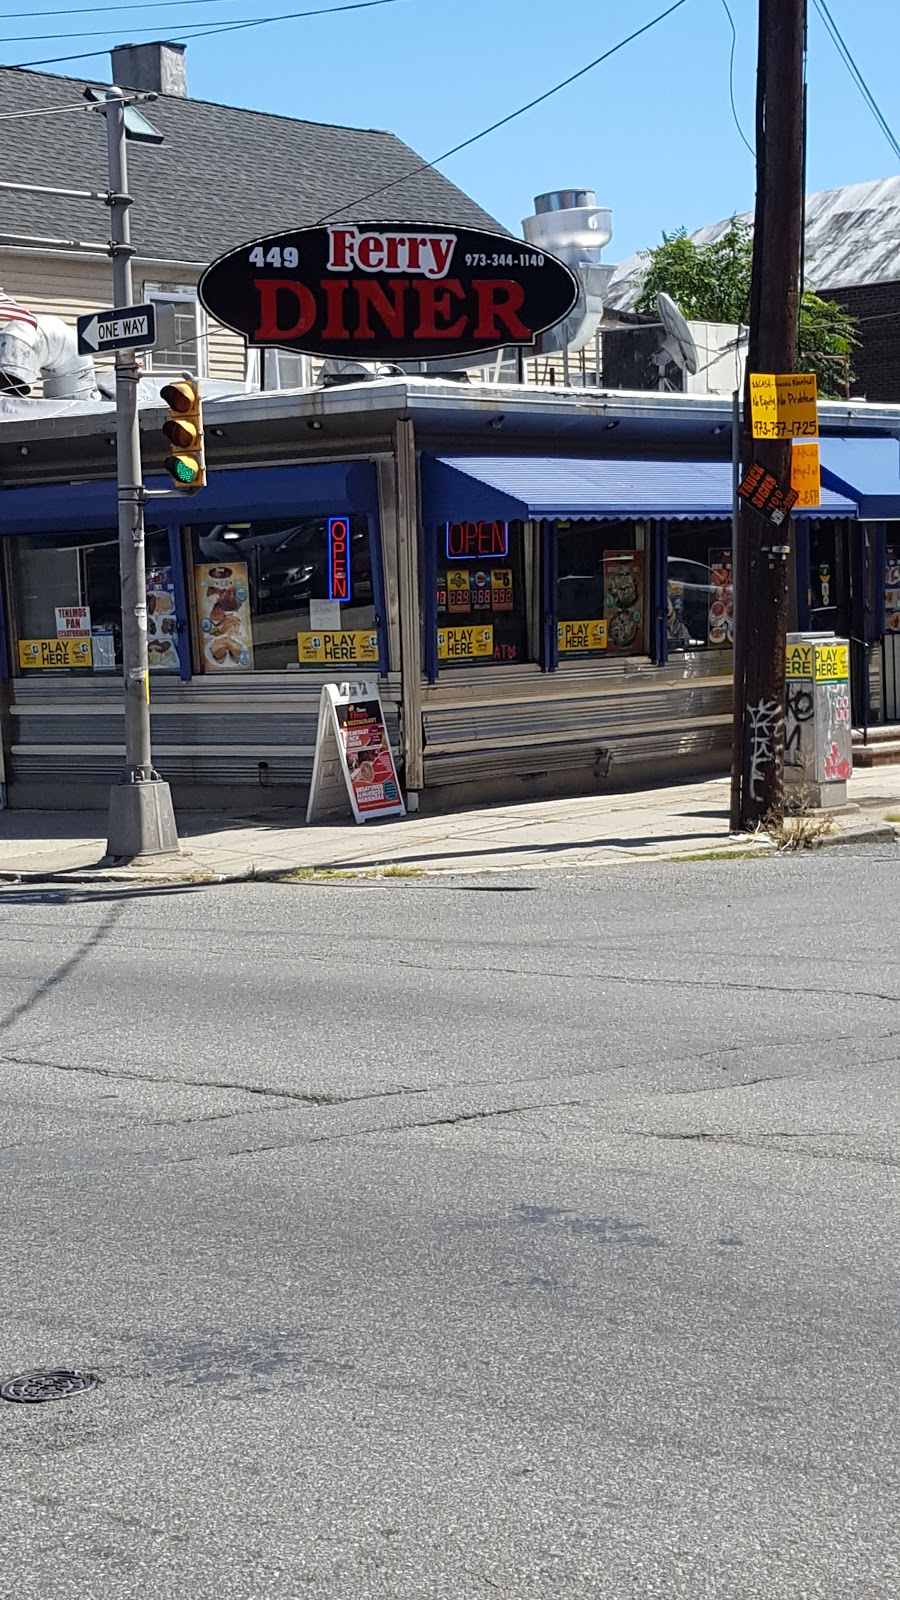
0, 250, 246, 385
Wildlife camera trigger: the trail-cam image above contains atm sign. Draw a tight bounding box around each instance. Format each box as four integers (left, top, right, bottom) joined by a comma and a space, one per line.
445, 520, 509, 559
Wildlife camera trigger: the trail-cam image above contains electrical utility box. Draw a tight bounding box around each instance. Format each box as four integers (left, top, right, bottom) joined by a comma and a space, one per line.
784, 631, 853, 807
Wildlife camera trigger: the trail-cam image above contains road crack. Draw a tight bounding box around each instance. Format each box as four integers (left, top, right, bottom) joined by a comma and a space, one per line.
0, 1051, 429, 1110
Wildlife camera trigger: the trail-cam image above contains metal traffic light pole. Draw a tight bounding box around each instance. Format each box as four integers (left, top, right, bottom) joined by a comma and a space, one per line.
102, 87, 180, 861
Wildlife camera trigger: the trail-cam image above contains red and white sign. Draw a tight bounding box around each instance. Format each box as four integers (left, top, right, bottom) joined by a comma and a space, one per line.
55, 605, 91, 639
306, 680, 405, 825
199, 222, 579, 362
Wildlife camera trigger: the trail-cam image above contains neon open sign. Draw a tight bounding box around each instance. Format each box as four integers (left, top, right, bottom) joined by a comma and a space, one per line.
328, 516, 351, 602
445, 520, 509, 560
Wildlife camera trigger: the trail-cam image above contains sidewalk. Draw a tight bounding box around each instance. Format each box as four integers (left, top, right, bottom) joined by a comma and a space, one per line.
0, 769, 898, 883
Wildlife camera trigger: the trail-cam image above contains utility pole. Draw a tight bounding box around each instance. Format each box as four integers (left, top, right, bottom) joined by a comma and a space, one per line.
732, 0, 806, 831
103, 87, 179, 861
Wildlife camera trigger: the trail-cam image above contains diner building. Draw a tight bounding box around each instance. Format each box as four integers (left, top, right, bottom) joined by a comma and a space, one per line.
0, 379, 898, 812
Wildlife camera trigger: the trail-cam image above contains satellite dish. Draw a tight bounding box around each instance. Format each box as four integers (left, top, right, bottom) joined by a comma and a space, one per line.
656, 292, 700, 376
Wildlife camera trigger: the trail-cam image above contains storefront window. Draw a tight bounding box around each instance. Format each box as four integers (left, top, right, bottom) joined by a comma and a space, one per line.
188, 516, 376, 672
667, 524, 733, 652
12, 528, 174, 674
807, 519, 845, 635
434, 519, 530, 666
557, 520, 645, 658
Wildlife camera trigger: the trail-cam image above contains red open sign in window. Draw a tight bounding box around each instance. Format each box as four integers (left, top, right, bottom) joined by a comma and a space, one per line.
328, 516, 351, 602
445, 520, 509, 560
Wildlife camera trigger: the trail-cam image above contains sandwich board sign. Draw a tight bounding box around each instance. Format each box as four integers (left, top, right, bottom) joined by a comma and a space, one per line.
306, 680, 406, 824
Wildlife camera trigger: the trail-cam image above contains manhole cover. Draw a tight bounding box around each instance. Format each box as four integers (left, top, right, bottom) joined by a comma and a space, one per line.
0, 1369, 98, 1404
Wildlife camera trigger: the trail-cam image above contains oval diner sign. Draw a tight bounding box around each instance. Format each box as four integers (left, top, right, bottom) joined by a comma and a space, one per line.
198, 222, 579, 361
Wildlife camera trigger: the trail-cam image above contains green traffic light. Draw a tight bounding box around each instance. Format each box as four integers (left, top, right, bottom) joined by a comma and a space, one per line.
174, 459, 196, 483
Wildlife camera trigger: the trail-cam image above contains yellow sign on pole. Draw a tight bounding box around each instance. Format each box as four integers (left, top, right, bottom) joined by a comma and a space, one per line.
749, 372, 818, 439
813, 642, 849, 682
791, 440, 821, 507
785, 642, 813, 679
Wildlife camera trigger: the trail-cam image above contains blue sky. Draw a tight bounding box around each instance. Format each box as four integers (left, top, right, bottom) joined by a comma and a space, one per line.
10, 0, 900, 266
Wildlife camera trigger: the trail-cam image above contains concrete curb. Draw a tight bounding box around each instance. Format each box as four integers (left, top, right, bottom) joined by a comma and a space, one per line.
0, 814, 895, 891
816, 821, 900, 849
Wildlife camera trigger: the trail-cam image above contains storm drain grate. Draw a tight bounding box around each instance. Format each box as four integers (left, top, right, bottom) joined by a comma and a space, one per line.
0, 1369, 98, 1404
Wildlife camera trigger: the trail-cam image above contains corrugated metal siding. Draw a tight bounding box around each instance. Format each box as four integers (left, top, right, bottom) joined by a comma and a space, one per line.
8, 675, 402, 790
420, 657, 731, 787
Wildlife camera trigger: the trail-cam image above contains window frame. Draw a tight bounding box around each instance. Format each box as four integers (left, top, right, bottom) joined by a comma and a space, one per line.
553, 517, 651, 666
664, 518, 735, 660
184, 512, 386, 676
425, 518, 536, 679
5, 525, 183, 678
142, 283, 208, 377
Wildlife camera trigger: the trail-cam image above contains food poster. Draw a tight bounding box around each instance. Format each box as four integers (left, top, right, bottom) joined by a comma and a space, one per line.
335, 698, 402, 816
194, 562, 253, 671
667, 581, 687, 647
886, 547, 900, 635
146, 567, 179, 671
708, 548, 734, 647
603, 551, 644, 654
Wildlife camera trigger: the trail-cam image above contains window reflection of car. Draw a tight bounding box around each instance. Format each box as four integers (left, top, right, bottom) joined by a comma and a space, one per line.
257, 563, 316, 603
668, 557, 714, 646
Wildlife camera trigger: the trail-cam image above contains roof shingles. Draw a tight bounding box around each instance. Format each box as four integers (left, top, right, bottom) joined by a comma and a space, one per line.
0, 65, 499, 264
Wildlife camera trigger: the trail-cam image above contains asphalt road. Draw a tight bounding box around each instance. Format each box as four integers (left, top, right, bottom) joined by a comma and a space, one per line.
1, 848, 899, 1599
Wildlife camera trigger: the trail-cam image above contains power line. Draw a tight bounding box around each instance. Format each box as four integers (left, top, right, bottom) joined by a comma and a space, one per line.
4, 0, 406, 53
7, 0, 692, 224
8, 0, 246, 15
315, 0, 692, 225
0, 99, 99, 119
811, 0, 900, 166
4, 47, 112, 68
718, 0, 754, 157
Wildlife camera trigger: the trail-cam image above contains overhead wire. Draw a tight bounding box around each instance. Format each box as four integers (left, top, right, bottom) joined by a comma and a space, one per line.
8, 0, 252, 15
313, 0, 692, 224
810, 0, 900, 165
3, 0, 406, 54
4, 0, 694, 246
717, 0, 753, 157
0, 99, 104, 119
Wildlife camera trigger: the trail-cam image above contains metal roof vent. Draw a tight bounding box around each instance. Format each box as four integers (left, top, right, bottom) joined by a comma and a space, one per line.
522, 189, 614, 355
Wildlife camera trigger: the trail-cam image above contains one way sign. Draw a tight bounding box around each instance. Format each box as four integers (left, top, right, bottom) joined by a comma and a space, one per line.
77, 303, 157, 356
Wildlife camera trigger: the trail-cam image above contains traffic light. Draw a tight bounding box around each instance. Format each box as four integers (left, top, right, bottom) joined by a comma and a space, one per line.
160, 376, 206, 491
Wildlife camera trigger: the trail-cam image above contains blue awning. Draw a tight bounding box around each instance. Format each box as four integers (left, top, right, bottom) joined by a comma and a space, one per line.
421, 454, 856, 523
820, 436, 900, 520
0, 461, 378, 536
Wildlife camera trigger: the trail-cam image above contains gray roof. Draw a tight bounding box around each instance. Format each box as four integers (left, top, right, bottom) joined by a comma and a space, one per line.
0, 65, 499, 264
605, 175, 900, 312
